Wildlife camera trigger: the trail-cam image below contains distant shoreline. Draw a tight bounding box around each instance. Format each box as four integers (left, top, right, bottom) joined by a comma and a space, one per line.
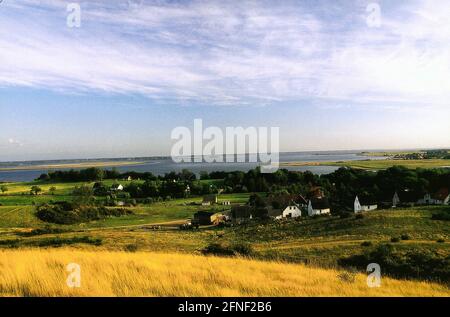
280, 159, 450, 170
0, 161, 149, 172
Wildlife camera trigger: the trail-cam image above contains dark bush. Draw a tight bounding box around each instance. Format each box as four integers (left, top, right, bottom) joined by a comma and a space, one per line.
202, 242, 253, 256
432, 211, 450, 221
36, 202, 133, 224
401, 234, 411, 240
391, 237, 400, 243
361, 241, 373, 247
437, 238, 445, 243
355, 214, 364, 220
339, 244, 450, 283
17, 226, 69, 237
231, 242, 253, 256
124, 243, 139, 252
339, 212, 352, 219
35, 236, 102, 247
202, 243, 235, 256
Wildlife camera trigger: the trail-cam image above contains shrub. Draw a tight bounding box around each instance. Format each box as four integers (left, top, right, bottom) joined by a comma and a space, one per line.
361, 241, 373, 247
437, 238, 445, 243
339, 212, 352, 219
231, 242, 253, 256
17, 226, 69, 237
391, 237, 400, 243
339, 244, 450, 283
431, 211, 450, 221
35, 236, 102, 247
124, 243, 139, 252
202, 242, 253, 257
202, 243, 235, 256
355, 214, 364, 220
36, 202, 133, 224
401, 234, 410, 240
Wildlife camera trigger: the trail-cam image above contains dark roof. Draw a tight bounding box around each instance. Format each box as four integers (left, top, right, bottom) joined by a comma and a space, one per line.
356, 195, 378, 206
194, 211, 214, 218
433, 188, 449, 200
310, 197, 330, 210
267, 194, 308, 208
202, 195, 217, 203
231, 205, 253, 219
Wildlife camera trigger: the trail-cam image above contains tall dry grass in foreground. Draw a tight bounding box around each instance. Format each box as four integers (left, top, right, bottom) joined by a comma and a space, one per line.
0, 249, 448, 297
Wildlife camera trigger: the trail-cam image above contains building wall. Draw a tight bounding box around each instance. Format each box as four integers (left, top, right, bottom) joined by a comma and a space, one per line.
282, 206, 301, 218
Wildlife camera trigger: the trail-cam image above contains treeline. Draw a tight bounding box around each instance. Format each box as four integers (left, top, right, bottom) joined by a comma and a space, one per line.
37, 167, 199, 182
37, 166, 450, 210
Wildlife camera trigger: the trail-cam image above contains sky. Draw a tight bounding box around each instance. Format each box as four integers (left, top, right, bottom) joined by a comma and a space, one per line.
0, 0, 449, 161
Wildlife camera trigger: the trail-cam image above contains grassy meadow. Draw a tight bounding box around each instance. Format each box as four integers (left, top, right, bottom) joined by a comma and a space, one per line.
0, 179, 449, 297
0, 249, 448, 297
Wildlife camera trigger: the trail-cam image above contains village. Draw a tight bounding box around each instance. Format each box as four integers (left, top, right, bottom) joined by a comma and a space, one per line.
184, 187, 450, 229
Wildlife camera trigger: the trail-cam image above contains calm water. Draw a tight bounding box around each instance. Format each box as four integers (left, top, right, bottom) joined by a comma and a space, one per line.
0, 151, 383, 182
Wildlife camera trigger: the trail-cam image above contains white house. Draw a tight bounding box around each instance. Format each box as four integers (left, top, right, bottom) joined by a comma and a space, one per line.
354, 196, 378, 213
417, 189, 450, 205
111, 184, 124, 191
308, 198, 331, 216
281, 204, 302, 218
392, 191, 400, 207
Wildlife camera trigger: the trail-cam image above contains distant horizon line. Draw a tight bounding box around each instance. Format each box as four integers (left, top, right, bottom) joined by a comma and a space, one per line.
1, 147, 449, 164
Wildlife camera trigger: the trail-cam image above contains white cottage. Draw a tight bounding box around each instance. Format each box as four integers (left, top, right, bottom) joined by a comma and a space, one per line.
111, 184, 124, 191
354, 196, 378, 213
281, 204, 302, 218
308, 198, 331, 216
392, 191, 400, 207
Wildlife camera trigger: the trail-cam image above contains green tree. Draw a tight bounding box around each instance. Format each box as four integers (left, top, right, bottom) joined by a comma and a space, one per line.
0, 185, 8, 193
30, 185, 42, 195
72, 184, 94, 205
49, 186, 57, 195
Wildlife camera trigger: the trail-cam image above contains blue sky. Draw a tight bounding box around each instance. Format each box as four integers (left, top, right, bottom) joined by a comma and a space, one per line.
0, 0, 449, 161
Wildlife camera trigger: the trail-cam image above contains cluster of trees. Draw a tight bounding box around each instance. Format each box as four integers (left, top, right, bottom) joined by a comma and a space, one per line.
199, 166, 450, 211
34, 165, 450, 211
37, 168, 121, 182
37, 168, 199, 183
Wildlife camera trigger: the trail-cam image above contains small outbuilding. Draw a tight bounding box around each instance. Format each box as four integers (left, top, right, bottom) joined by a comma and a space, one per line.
308, 197, 331, 216
354, 196, 378, 213
202, 194, 218, 206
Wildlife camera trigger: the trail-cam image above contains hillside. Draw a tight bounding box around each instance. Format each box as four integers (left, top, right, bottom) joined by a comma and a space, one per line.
0, 249, 448, 297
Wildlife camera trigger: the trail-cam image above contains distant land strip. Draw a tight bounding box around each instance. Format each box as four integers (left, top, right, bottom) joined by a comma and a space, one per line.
281, 159, 450, 170
0, 161, 149, 171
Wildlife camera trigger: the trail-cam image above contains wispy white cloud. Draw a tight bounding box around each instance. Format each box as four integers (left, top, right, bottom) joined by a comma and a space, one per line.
0, 0, 449, 108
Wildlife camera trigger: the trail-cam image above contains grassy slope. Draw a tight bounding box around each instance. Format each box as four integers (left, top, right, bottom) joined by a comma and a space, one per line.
0, 249, 448, 297
1, 205, 448, 269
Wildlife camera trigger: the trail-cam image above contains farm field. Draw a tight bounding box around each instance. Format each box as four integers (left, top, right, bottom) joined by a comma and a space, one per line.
0, 249, 448, 297
281, 159, 450, 170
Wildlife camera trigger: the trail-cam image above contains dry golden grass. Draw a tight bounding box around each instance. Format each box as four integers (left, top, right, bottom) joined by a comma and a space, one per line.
0, 249, 448, 297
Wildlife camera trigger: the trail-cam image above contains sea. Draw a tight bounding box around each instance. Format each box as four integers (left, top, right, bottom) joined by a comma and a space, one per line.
0, 151, 386, 182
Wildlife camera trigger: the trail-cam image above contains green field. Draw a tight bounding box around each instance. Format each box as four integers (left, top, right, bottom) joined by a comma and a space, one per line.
282, 159, 450, 170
